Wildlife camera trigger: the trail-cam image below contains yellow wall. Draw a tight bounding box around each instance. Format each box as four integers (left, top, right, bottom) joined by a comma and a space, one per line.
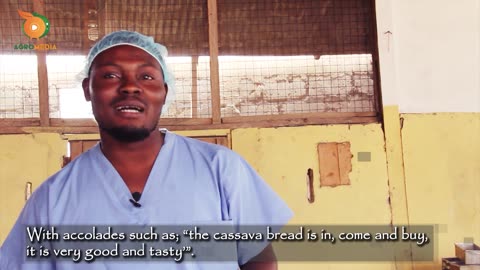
1, 113, 479, 269
231, 125, 391, 225
0, 133, 66, 243
231, 124, 394, 270
401, 113, 480, 269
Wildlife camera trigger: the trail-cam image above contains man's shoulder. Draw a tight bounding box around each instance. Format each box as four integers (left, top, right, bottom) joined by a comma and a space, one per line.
35, 143, 99, 192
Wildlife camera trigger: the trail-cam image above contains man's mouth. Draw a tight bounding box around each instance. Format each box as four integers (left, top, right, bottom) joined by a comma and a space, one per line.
115, 105, 145, 113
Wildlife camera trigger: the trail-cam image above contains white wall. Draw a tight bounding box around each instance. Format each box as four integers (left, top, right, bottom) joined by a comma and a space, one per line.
377, 0, 480, 113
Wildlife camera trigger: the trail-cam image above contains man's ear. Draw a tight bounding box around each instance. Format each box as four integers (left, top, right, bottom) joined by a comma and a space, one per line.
82, 78, 91, 101
163, 83, 168, 104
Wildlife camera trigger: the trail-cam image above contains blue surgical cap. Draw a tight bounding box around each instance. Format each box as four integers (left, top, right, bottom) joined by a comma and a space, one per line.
81, 30, 175, 113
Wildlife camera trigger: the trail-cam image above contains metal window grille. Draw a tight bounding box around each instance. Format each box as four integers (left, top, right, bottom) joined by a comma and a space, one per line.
0, 0, 379, 126
0, 0, 38, 118
217, 0, 377, 117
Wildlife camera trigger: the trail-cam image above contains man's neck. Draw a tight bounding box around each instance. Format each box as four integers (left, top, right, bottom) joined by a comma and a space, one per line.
99, 130, 164, 167
99, 130, 165, 193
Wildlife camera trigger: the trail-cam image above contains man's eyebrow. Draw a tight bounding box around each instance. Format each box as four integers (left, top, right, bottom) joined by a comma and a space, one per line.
92, 62, 163, 74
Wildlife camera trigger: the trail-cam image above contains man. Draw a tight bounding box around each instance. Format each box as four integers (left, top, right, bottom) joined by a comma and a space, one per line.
0, 31, 292, 269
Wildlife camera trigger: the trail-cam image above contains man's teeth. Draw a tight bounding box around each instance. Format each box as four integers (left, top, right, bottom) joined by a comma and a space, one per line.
121, 109, 139, 113
116, 106, 143, 112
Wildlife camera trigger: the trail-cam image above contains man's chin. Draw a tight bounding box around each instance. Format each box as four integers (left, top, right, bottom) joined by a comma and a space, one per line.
101, 126, 154, 143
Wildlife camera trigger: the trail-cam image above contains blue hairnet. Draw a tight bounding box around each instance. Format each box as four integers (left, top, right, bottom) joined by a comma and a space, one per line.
81, 30, 175, 113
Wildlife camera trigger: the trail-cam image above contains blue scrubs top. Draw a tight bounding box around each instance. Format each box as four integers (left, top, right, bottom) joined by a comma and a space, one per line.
0, 130, 293, 269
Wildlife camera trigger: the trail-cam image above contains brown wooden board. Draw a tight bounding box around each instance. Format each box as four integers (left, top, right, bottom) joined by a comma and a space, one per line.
317, 142, 352, 187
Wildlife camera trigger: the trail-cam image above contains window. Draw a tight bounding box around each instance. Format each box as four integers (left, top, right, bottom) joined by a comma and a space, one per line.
0, 0, 380, 133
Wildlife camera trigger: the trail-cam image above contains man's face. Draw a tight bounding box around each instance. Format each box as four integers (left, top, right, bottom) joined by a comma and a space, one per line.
82, 45, 168, 142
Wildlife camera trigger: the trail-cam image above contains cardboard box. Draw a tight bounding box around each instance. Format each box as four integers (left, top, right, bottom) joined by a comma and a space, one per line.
449, 263, 480, 270
456, 243, 480, 264
443, 257, 464, 270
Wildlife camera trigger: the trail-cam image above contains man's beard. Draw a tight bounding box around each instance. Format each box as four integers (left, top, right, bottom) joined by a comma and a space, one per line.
100, 124, 157, 143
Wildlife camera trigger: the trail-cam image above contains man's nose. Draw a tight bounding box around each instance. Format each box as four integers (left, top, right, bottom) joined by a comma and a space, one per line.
120, 77, 141, 95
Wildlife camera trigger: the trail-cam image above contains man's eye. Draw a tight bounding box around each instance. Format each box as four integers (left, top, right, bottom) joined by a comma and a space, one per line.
103, 73, 118, 79
142, 74, 154, 80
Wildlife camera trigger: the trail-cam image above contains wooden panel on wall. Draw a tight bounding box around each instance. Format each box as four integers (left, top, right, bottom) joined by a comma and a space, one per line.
317, 142, 352, 187
67, 140, 99, 165
63, 135, 229, 167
